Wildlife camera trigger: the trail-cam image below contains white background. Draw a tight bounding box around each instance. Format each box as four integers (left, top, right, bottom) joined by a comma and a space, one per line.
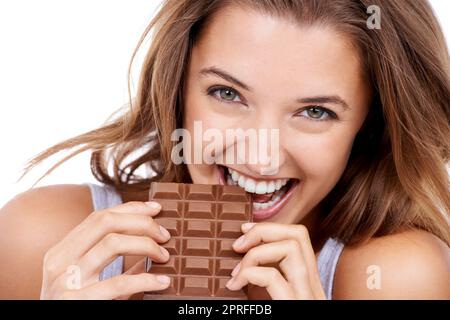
0, 0, 449, 208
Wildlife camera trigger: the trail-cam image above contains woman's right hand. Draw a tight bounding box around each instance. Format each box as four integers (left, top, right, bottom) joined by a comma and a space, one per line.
40, 201, 171, 300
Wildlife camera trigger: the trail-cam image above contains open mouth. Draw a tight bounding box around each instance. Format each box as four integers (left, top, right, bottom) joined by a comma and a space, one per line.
217, 165, 300, 221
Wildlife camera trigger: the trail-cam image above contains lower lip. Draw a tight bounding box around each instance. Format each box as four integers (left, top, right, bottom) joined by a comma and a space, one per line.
216, 165, 299, 221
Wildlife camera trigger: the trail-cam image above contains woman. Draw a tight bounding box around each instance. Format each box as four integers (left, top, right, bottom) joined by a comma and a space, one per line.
0, 0, 449, 299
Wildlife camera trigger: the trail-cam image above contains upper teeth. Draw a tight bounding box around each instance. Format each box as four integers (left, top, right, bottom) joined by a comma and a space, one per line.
228, 168, 289, 194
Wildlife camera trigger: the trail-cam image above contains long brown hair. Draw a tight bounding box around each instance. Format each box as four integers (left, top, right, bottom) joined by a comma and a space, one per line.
19, 0, 450, 246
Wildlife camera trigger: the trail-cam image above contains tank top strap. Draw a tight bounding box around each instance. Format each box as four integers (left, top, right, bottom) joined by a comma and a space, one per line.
316, 237, 345, 300
84, 183, 124, 281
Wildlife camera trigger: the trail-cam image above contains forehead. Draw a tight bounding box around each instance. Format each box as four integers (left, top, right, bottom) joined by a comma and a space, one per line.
191, 5, 365, 102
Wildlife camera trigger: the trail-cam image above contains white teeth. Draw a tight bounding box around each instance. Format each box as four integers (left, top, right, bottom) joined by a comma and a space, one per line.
267, 181, 275, 193
252, 188, 286, 210
224, 167, 292, 211
254, 181, 267, 194
244, 178, 256, 193
226, 167, 291, 194
237, 175, 246, 188
275, 179, 282, 190
231, 170, 239, 182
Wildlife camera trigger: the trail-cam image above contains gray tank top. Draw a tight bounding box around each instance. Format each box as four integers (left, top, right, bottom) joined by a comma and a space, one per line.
85, 182, 345, 300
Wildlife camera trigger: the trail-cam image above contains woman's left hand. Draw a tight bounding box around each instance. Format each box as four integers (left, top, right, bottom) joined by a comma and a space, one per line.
226, 222, 326, 300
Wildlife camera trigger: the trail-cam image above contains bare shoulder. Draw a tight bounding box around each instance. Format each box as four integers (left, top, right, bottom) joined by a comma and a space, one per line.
0, 184, 94, 299
333, 229, 450, 299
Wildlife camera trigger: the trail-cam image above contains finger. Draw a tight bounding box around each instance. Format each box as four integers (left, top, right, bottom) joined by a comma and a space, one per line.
236, 223, 309, 255
226, 266, 295, 300
233, 222, 322, 295
77, 234, 170, 280
60, 273, 171, 300
64, 201, 164, 255
64, 257, 150, 297
108, 201, 161, 214
115, 259, 147, 300
233, 240, 314, 299
44, 202, 166, 280
72, 201, 165, 251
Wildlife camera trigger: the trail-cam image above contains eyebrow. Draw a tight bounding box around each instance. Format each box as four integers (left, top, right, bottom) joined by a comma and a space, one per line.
298, 96, 350, 111
199, 66, 351, 111
199, 66, 253, 91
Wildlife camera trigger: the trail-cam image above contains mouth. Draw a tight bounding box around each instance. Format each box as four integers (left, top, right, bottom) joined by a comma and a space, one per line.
216, 165, 300, 221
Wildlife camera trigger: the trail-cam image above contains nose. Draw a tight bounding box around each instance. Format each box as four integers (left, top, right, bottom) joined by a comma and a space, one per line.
235, 113, 286, 177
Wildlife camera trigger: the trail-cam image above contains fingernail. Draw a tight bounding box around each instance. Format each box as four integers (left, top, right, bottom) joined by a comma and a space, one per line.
225, 277, 235, 289
145, 201, 161, 209
233, 235, 246, 248
231, 262, 241, 277
160, 246, 169, 257
241, 222, 256, 232
156, 275, 170, 284
159, 225, 171, 239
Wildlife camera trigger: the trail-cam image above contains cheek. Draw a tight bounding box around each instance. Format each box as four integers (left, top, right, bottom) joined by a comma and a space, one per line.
183, 96, 224, 184
185, 85, 218, 129
183, 91, 232, 180
289, 130, 354, 183
184, 90, 245, 152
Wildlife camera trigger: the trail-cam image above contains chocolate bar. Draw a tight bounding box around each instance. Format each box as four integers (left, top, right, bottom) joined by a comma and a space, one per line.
143, 182, 252, 299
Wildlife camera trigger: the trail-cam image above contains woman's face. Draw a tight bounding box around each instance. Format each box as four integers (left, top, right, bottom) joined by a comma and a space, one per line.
182, 5, 371, 225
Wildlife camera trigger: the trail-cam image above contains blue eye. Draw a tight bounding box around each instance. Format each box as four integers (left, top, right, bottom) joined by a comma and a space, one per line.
206, 86, 337, 122
207, 86, 243, 104
295, 106, 336, 121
